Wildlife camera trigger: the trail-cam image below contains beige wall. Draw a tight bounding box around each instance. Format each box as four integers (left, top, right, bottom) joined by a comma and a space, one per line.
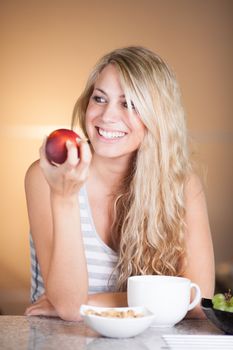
1, 0, 233, 314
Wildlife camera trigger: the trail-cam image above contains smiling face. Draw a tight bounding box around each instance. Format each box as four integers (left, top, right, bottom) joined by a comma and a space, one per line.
85, 64, 146, 162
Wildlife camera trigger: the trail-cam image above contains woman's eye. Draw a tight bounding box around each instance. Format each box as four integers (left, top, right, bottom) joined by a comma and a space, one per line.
123, 101, 136, 110
92, 95, 106, 103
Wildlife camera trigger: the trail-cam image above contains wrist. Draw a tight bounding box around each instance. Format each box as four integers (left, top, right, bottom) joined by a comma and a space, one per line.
50, 191, 79, 207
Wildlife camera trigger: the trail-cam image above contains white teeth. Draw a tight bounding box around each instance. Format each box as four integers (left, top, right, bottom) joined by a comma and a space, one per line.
98, 128, 126, 139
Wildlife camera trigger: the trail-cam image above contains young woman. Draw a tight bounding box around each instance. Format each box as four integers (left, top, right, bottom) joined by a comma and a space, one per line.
25, 46, 215, 321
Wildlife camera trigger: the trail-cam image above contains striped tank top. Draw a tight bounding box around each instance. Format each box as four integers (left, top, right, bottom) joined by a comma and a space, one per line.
30, 185, 119, 302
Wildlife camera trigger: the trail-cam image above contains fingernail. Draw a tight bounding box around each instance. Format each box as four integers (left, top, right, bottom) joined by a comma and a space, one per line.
66, 140, 73, 147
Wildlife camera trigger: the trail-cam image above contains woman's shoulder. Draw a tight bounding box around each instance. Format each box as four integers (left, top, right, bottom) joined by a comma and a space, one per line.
25, 160, 48, 193
26, 159, 40, 175
185, 172, 205, 202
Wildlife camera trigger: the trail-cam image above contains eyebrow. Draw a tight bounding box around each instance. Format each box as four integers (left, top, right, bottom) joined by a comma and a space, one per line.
94, 87, 125, 98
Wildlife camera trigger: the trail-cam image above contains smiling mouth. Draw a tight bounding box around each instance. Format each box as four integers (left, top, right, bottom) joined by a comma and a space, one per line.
96, 127, 127, 139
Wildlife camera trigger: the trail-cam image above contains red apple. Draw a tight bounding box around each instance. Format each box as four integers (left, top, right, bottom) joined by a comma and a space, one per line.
45, 129, 80, 164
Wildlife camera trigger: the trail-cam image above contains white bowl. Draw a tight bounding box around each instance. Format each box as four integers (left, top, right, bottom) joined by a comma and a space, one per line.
80, 304, 156, 338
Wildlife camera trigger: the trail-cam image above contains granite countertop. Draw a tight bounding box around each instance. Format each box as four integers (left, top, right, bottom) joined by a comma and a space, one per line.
0, 316, 223, 350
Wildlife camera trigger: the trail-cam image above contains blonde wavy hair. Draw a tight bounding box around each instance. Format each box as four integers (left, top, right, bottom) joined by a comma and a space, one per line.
72, 46, 192, 291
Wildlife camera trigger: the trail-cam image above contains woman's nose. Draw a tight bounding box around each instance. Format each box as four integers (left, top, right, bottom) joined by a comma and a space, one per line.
101, 103, 120, 123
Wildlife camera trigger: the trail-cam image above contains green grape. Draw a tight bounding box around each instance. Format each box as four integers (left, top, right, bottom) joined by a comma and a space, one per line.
225, 305, 233, 313
229, 297, 233, 307
212, 293, 225, 305
213, 301, 227, 311
212, 290, 233, 312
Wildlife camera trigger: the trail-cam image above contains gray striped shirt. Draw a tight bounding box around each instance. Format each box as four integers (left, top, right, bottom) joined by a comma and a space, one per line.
30, 186, 119, 302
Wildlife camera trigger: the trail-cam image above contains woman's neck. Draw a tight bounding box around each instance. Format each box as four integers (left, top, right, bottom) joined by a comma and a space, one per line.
88, 154, 133, 194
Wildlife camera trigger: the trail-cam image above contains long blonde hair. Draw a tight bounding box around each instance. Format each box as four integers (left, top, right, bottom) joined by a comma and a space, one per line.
72, 46, 192, 291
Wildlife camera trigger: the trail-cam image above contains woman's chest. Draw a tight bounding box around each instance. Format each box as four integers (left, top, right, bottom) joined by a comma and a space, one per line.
88, 194, 114, 249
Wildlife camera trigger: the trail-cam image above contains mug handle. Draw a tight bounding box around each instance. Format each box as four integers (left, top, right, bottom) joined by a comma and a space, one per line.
188, 283, 201, 311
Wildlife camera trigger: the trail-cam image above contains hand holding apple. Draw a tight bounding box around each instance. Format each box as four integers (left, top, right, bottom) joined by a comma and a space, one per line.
41, 128, 91, 197
45, 129, 81, 165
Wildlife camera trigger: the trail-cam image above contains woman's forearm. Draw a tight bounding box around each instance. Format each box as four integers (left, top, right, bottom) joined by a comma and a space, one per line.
46, 193, 88, 320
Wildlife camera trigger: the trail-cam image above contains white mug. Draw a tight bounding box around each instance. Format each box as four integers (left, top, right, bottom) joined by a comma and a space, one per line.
127, 275, 201, 327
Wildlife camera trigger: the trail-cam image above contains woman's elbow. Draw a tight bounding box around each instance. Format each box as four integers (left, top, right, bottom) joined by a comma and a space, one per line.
56, 306, 82, 322
55, 296, 88, 322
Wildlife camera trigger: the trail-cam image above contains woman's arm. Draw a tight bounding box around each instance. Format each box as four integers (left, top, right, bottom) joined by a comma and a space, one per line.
25, 292, 128, 319
25, 140, 92, 321
182, 174, 215, 318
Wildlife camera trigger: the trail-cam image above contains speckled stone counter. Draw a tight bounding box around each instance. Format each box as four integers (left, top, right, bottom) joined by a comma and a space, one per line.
0, 316, 223, 349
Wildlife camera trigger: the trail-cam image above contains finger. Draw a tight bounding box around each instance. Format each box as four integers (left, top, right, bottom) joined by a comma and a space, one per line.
24, 295, 46, 315
39, 136, 47, 158
65, 140, 79, 167
24, 307, 31, 315
25, 303, 58, 317
78, 140, 92, 167
25, 307, 52, 317
25, 300, 42, 313
39, 136, 53, 168
25, 305, 38, 315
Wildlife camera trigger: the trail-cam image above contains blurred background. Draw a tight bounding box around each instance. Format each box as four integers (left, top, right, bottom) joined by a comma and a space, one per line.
1, 0, 233, 315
